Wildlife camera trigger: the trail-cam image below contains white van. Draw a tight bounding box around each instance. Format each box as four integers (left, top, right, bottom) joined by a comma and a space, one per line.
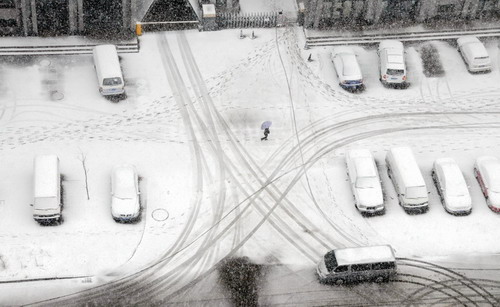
385, 147, 429, 212
432, 158, 472, 215
32, 155, 62, 224
93, 44, 125, 96
378, 40, 407, 86
457, 36, 491, 73
345, 149, 384, 214
317, 245, 397, 285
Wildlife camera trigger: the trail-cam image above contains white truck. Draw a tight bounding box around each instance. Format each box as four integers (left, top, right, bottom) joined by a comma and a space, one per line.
32, 155, 62, 224
386, 147, 429, 212
346, 149, 384, 214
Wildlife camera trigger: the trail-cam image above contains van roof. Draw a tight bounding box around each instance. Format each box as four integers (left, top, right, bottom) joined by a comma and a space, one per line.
34, 155, 59, 198
388, 147, 425, 187
93, 44, 122, 78
335, 245, 395, 266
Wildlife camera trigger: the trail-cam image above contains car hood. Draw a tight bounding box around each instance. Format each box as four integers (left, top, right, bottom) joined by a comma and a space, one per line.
444, 194, 472, 211
488, 192, 500, 208
356, 188, 384, 206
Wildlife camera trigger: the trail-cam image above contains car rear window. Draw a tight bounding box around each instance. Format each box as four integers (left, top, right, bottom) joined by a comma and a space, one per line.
406, 186, 427, 199
103, 77, 123, 86
386, 69, 405, 75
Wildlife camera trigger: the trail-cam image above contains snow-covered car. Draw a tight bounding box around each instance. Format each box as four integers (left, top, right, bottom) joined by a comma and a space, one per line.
346, 149, 384, 214
111, 164, 141, 222
474, 156, 500, 212
378, 40, 407, 86
457, 36, 491, 73
331, 47, 364, 91
432, 158, 472, 215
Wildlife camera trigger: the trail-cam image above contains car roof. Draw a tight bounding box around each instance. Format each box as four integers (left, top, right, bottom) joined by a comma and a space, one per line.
378, 40, 404, 51
457, 36, 489, 57
435, 158, 466, 189
334, 245, 395, 266
457, 36, 480, 47
388, 147, 425, 187
477, 157, 500, 184
112, 165, 137, 186
339, 53, 361, 76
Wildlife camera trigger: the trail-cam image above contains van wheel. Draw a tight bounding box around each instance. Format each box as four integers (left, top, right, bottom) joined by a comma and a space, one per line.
334, 278, 345, 286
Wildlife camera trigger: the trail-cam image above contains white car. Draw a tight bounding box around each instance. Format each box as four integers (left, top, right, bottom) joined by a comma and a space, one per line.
432, 158, 472, 215
346, 149, 384, 214
457, 36, 491, 73
111, 164, 141, 222
331, 47, 364, 91
378, 40, 407, 86
474, 156, 500, 213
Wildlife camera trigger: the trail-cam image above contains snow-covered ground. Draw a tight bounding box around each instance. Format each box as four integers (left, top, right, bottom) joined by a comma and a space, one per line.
1, 21, 500, 305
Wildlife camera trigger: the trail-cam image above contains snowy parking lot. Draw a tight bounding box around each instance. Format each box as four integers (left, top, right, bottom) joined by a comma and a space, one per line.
1, 26, 500, 305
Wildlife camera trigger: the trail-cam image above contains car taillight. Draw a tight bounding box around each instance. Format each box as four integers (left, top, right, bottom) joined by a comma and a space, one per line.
402, 75, 406, 81
383, 75, 387, 80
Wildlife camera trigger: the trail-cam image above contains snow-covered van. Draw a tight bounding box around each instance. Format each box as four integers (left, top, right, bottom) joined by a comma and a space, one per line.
378, 40, 407, 85
386, 147, 429, 212
93, 44, 125, 96
346, 149, 384, 214
317, 245, 397, 285
457, 36, 491, 73
32, 155, 62, 224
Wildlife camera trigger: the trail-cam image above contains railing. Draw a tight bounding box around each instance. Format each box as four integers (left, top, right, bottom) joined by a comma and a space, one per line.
216, 12, 281, 29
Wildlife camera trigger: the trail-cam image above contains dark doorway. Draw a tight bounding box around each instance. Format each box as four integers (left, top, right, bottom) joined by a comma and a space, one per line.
83, 0, 123, 35
36, 0, 69, 36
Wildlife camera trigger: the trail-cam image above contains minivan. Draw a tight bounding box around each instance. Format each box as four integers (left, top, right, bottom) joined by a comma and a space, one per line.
378, 40, 407, 86
32, 155, 62, 224
93, 44, 125, 96
386, 147, 429, 212
457, 36, 491, 73
317, 245, 397, 285
345, 149, 384, 214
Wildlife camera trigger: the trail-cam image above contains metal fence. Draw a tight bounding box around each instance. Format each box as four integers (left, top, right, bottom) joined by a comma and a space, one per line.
216, 12, 280, 29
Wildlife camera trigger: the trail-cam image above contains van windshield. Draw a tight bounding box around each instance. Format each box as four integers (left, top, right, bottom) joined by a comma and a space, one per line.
406, 186, 427, 199
324, 250, 338, 272
386, 69, 404, 75
103, 77, 123, 86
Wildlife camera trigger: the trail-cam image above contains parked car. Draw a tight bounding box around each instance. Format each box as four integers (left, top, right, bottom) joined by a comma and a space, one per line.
386, 146, 429, 212
93, 44, 125, 96
331, 47, 364, 91
317, 245, 397, 285
346, 149, 384, 214
378, 40, 407, 86
432, 158, 472, 215
32, 155, 62, 224
457, 36, 491, 73
111, 164, 141, 222
474, 156, 500, 212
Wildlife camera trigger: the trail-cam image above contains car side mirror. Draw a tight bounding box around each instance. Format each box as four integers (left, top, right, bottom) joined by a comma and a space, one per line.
400, 193, 405, 197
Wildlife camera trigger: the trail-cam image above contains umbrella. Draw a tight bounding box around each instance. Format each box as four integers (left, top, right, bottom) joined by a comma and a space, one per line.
261, 121, 272, 130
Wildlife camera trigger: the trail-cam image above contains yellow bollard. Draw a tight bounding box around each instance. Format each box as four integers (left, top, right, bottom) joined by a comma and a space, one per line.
136, 23, 142, 36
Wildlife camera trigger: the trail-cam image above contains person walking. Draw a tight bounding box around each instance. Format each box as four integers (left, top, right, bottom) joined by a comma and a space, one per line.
260, 121, 272, 141
261, 127, 270, 141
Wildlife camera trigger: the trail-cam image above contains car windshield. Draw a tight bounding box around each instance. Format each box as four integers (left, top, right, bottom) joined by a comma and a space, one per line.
356, 176, 378, 189
324, 250, 338, 272
103, 77, 122, 86
386, 69, 404, 75
406, 186, 427, 199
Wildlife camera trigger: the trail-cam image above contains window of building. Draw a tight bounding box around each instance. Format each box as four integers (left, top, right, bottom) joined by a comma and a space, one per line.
0, 0, 15, 9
